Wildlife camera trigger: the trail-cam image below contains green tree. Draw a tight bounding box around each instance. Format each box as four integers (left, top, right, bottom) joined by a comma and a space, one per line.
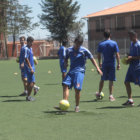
39, 0, 80, 44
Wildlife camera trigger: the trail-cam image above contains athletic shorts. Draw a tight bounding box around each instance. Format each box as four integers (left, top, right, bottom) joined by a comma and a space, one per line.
101, 65, 116, 81
25, 70, 35, 83
125, 66, 140, 85
62, 71, 85, 90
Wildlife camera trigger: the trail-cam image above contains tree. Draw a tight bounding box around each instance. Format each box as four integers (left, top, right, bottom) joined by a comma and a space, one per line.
39, 0, 80, 44
7, 0, 39, 56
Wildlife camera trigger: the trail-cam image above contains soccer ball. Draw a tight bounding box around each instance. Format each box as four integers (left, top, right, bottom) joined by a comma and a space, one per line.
59, 100, 70, 111
33, 56, 38, 65
121, 57, 129, 65
16, 56, 19, 63
96, 92, 104, 100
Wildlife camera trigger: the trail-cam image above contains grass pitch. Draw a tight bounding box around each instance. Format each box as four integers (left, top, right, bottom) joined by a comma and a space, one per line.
0, 59, 140, 140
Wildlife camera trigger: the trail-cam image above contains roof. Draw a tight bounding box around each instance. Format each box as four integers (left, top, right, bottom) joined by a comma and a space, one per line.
85, 0, 140, 18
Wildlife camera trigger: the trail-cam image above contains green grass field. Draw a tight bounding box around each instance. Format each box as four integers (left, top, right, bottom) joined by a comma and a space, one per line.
0, 59, 140, 140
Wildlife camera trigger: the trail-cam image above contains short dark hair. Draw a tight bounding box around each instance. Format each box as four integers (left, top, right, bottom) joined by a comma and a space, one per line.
74, 35, 83, 44
104, 30, 111, 38
27, 36, 34, 42
19, 36, 26, 41
62, 40, 68, 46
128, 30, 137, 36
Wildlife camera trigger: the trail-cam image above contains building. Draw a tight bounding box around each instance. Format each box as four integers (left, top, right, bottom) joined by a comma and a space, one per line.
85, 0, 140, 55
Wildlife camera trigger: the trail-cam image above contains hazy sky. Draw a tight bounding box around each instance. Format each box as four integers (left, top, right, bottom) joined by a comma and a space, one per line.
19, 0, 132, 39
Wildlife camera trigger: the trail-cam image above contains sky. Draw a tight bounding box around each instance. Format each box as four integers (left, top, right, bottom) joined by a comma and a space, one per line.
19, 0, 132, 39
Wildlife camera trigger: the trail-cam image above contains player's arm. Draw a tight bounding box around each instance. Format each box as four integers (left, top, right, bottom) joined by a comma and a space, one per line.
128, 56, 140, 60
25, 58, 34, 74
97, 52, 102, 68
90, 58, 103, 76
116, 52, 120, 70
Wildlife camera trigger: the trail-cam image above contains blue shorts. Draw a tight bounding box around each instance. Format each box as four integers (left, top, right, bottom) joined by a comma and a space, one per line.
62, 71, 85, 90
25, 70, 35, 83
125, 66, 140, 85
21, 67, 27, 78
101, 65, 116, 81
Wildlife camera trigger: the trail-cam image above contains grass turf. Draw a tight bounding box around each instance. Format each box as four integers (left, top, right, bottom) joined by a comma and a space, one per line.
0, 59, 140, 140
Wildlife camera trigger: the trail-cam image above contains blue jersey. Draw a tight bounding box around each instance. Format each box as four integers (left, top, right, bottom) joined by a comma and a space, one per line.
129, 41, 140, 69
58, 46, 66, 63
19, 44, 26, 65
24, 46, 35, 72
98, 40, 119, 66
66, 46, 93, 73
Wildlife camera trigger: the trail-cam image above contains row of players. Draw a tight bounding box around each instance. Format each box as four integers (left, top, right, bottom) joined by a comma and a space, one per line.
57, 30, 140, 112
18, 30, 140, 112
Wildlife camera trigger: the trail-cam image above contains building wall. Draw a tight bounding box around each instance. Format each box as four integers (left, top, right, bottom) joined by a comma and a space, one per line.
88, 11, 140, 55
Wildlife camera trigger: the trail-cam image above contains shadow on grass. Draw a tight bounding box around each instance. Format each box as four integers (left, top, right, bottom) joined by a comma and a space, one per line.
2, 99, 26, 102
0, 95, 19, 98
44, 83, 60, 86
80, 99, 106, 103
96, 106, 125, 109
43, 110, 86, 115
118, 96, 140, 98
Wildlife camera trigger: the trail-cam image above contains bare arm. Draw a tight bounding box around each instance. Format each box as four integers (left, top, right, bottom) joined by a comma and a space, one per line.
116, 52, 120, 70
97, 53, 102, 68
90, 58, 103, 76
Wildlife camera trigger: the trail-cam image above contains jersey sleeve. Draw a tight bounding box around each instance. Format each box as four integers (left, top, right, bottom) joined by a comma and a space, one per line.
25, 47, 29, 59
85, 48, 93, 59
62, 47, 66, 58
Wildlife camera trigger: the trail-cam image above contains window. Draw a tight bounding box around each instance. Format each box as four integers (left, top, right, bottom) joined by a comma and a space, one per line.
95, 18, 105, 32
132, 14, 140, 29
116, 16, 125, 30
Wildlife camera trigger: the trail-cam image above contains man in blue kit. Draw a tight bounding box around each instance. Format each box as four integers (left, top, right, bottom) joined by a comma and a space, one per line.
24, 36, 39, 101
19, 36, 28, 96
123, 30, 140, 106
56, 35, 102, 112
96, 30, 120, 101
58, 40, 67, 80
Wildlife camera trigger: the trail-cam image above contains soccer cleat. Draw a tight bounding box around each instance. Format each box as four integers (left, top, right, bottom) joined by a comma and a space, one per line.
54, 106, 61, 111
19, 92, 27, 96
26, 96, 35, 101
122, 100, 134, 106
109, 95, 115, 102
75, 106, 80, 113
34, 86, 40, 95
96, 92, 102, 100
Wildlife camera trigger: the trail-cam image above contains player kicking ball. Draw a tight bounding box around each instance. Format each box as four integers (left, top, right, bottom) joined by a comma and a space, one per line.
55, 35, 102, 112
24, 37, 39, 101
96, 30, 120, 101
122, 30, 140, 106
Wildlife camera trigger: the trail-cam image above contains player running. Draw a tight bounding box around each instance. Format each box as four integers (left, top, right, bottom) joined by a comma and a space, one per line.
96, 30, 120, 101
55, 35, 102, 112
122, 30, 140, 106
58, 40, 67, 80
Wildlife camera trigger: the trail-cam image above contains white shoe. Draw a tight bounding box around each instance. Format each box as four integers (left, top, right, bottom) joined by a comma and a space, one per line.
75, 106, 80, 112
34, 86, 40, 95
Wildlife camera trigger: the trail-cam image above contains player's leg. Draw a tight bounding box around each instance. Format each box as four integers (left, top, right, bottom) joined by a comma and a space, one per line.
109, 81, 115, 101
75, 89, 80, 112
99, 80, 104, 93
63, 84, 69, 100
62, 72, 66, 81
122, 67, 134, 106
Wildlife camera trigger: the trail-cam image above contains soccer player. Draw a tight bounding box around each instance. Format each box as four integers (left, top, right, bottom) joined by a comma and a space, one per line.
96, 30, 120, 101
19, 36, 28, 96
122, 30, 140, 106
58, 40, 67, 80
24, 36, 39, 101
56, 35, 102, 112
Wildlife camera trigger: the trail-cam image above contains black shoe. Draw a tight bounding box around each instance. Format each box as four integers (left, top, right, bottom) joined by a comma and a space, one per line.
122, 100, 134, 106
